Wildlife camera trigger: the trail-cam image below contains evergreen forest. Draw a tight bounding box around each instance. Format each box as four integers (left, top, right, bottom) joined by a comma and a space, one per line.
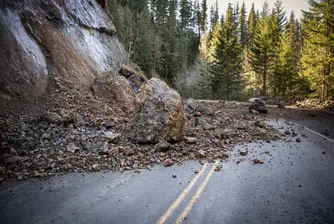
108, 0, 334, 101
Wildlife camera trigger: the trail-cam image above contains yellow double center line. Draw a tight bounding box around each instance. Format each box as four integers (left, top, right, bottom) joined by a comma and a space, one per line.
157, 161, 218, 224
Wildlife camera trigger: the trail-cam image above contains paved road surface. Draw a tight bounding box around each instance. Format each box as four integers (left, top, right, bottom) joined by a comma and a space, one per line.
1, 119, 333, 224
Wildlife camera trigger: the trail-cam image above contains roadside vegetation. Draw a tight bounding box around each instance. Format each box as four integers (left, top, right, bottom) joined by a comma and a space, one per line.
108, 0, 334, 101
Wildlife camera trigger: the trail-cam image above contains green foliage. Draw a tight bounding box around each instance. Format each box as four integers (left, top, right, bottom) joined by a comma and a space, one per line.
301, 0, 334, 100
209, 4, 242, 100
249, 2, 275, 96
107, 0, 330, 101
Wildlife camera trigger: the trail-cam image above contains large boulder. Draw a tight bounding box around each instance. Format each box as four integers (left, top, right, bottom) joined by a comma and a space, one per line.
91, 72, 137, 113
131, 78, 185, 144
249, 98, 268, 114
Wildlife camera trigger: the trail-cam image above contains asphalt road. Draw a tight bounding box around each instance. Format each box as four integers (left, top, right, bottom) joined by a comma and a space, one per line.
0, 119, 333, 224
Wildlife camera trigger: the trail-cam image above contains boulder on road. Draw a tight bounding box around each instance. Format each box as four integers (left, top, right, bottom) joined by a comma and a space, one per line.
249, 98, 268, 114
131, 78, 185, 144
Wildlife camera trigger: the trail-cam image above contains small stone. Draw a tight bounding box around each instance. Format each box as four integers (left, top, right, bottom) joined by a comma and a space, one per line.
66, 143, 79, 153
92, 164, 101, 171
254, 121, 266, 129
41, 112, 61, 123
64, 163, 72, 170
298, 184, 302, 188
163, 159, 174, 167
194, 170, 199, 174
322, 152, 326, 155
172, 174, 177, 178
185, 137, 198, 144
197, 150, 206, 157
284, 130, 291, 135
215, 166, 222, 172
253, 159, 264, 164
104, 132, 121, 143
296, 138, 301, 142
155, 140, 172, 152
240, 149, 248, 156
194, 112, 202, 117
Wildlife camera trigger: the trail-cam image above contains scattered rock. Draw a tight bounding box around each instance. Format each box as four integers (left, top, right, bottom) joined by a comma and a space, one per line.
194, 112, 202, 117
40, 112, 61, 123
240, 149, 248, 156
284, 130, 291, 135
195, 117, 207, 127
296, 138, 301, 142
172, 174, 177, 178
215, 166, 222, 172
253, 159, 264, 164
62, 112, 81, 127
92, 164, 101, 171
185, 137, 198, 144
163, 159, 174, 167
64, 163, 72, 170
66, 143, 79, 153
104, 131, 121, 143
155, 140, 172, 152
98, 141, 109, 155
255, 121, 266, 129
197, 150, 206, 157
194, 170, 199, 174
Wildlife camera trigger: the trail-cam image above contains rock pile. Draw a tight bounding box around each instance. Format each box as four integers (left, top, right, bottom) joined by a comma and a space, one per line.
0, 97, 282, 181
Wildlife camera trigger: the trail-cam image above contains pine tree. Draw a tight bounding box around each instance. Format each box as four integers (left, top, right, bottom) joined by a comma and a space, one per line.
209, 1, 219, 33
208, 19, 220, 63
270, 0, 286, 96
211, 4, 242, 99
201, 0, 208, 32
250, 1, 275, 96
301, 0, 334, 100
240, 2, 248, 50
248, 3, 256, 47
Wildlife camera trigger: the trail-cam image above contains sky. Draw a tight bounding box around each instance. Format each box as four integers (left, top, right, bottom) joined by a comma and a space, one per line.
207, 0, 310, 19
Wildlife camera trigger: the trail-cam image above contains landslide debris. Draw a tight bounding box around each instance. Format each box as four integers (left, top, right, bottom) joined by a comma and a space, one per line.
0, 98, 281, 181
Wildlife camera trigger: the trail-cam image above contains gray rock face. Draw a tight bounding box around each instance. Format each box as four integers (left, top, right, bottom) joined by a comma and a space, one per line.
249, 98, 268, 114
0, 8, 48, 102
0, 0, 126, 104
131, 78, 185, 144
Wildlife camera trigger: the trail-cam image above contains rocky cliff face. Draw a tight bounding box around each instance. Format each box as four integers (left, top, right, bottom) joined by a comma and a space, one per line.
0, 0, 126, 104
